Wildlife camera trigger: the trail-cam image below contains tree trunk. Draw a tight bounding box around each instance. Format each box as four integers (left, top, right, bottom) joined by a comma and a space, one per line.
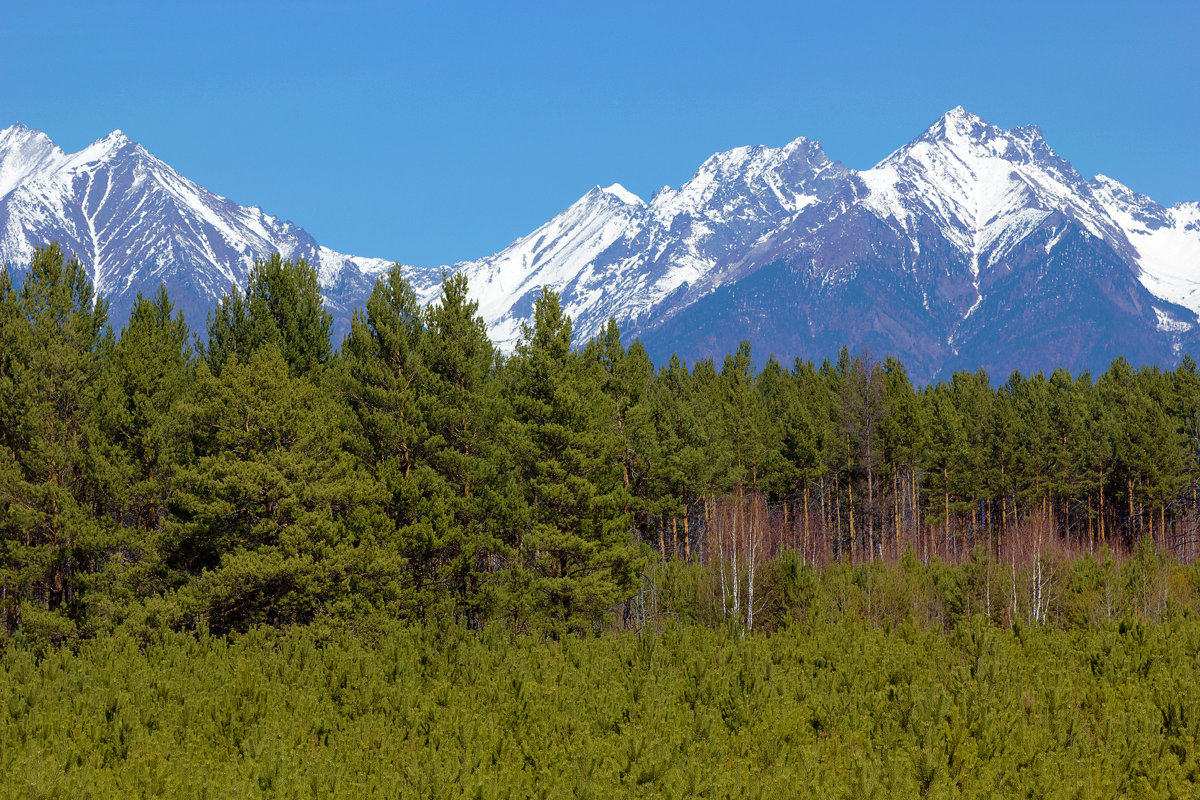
803, 484, 810, 565
835, 474, 842, 562
1129, 480, 1136, 542
1099, 475, 1106, 547
944, 468, 951, 562
683, 511, 691, 563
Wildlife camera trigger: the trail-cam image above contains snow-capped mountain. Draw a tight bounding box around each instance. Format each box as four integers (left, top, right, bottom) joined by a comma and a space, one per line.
0, 123, 434, 337
447, 106, 1199, 380
453, 136, 853, 350
2, 111, 1198, 382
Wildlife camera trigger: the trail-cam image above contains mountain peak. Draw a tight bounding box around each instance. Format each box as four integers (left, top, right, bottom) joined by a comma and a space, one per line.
942, 105, 985, 124
1, 122, 56, 148
0, 123, 67, 198
601, 183, 644, 206
99, 129, 134, 149
67, 129, 146, 168
861, 106, 1108, 261
922, 106, 994, 144
92, 129, 136, 151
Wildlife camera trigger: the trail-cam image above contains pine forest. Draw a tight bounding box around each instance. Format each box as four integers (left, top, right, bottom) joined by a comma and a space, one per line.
5, 244, 1200, 797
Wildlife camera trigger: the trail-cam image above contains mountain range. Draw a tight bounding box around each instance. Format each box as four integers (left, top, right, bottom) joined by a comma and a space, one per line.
2, 108, 1198, 382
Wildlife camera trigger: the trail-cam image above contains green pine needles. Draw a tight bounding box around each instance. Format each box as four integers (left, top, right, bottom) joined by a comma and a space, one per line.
4, 619, 1200, 798
5, 241, 1200, 639
8, 243, 1200, 796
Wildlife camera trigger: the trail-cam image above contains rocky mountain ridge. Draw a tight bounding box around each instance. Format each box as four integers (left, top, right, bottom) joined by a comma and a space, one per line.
2, 110, 1197, 381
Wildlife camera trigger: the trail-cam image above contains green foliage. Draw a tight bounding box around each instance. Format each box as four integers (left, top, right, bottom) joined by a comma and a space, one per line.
7, 618, 1200, 798
0, 244, 112, 639
501, 290, 646, 632
9, 238, 1200, 648
204, 253, 332, 375
165, 346, 384, 633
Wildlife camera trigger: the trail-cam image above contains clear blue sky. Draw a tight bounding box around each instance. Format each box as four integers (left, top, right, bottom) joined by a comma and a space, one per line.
3, 0, 1196, 267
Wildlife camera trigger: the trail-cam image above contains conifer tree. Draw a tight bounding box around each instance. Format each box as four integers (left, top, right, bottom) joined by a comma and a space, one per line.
646, 355, 706, 559
501, 289, 644, 631
585, 320, 661, 545
166, 345, 383, 632
339, 266, 440, 615
94, 286, 192, 531
725, 343, 780, 490
420, 271, 514, 619
84, 287, 193, 630
879, 356, 923, 551
1171, 355, 1200, 515
689, 358, 734, 496
204, 253, 333, 375
923, 381, 970, 554
0, 244, 112, 639
837, 353, 888, 557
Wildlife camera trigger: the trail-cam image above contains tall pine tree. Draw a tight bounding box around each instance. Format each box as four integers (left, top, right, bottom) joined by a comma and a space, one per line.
501, 289, 645, 631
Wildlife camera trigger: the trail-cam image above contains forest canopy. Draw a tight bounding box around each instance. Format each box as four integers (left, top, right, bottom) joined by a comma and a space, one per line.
3, 243, 1200, 642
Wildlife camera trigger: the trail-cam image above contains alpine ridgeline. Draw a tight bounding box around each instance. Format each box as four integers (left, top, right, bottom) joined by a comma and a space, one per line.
0, 123, 437, 340
2, 109, 1198, 381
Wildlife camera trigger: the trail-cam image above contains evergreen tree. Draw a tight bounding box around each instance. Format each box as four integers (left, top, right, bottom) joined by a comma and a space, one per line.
720, 341, 779, 494
94, 286, 192, 531
836, 353, 888, 558
501, 289, 645, 631
879, 356, 923, 553
204, 253, 333, 375
0, 244, 112, 639
166, 346, 383, 633
339, 266, 439, 615
85, 286, 193, 631
646, 355, 707, 560
420, 271, 515, 620
585, 320, 662, 546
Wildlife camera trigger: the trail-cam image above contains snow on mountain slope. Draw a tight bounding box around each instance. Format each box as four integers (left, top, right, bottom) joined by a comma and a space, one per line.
447, 108, 1198, 365
3, 112, 1198, 380
452, 136, 851, 349
0, 123, 421, 331
456, 184, 646, 349
0, 124, 67, 198
1091, 176, 1200, 317
858, 107, 1130, 275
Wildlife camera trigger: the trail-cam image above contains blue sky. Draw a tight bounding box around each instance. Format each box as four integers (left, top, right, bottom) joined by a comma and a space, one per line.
3, 0, 1196, 266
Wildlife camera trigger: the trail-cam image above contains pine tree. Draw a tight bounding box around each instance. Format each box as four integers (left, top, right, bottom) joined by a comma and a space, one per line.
879, 356, 923, 554
204, 253, 333, 375
166, 346, 383, 633
0, 244, 112, 639
338, 266, 441, 615
646, 355, 706, 560
501, 289, 645, 631
585, 320, 662, 548
84, 286, 194, 631
94, 286, 192, 530
836, 353, 888, 558
420, 270, 514, 620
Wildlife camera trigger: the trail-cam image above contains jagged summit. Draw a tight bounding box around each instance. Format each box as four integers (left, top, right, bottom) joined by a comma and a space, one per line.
926, 105, 989, 135
0, 124, 425, 339
1, 112, 1197, 382
860, 108, 1122, 267
444, 107, 1198, 378
0, 124, 67, 198
600, 183, 643, 206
